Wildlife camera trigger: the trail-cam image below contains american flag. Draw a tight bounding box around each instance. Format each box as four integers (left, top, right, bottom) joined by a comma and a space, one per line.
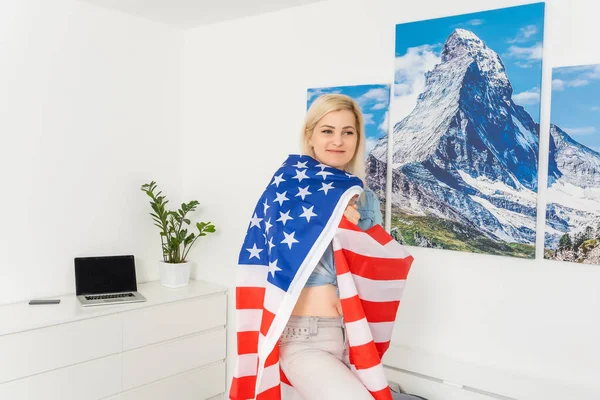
230, 154, 413, 400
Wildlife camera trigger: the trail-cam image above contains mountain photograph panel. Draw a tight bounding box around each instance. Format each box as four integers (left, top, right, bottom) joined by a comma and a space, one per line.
371, 3, 545, 258
307, 85, 391, 224
544, 64, 600, 265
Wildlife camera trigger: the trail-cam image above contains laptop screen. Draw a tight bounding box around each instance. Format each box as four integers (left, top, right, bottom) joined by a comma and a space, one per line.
75, 255, 138, 295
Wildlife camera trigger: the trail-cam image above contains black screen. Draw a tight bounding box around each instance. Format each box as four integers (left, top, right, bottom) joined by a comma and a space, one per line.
75, 255, 137, 295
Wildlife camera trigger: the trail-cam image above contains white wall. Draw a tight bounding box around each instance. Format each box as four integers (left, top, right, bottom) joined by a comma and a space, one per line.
181, 0, 600, 398
0, 0, 184, 305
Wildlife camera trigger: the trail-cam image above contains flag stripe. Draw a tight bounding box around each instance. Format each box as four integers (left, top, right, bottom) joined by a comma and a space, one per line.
230, 375, 256, 400
344, 319, 375, 347
237, 264, 269, 287
237, 331, 259, 355
339, 295, 366, 323
336, 272, 358, 299
260, 309, 276, 336
361, 299, 401, 323
354, 275, 406, 302
340, 250, 412, 281
234, 353, 258, 377
236, 309, 262, 332
368, 321, 395, 344
236, 286, 266, 309
333, 228, 413, 260
349, 341, 383, 370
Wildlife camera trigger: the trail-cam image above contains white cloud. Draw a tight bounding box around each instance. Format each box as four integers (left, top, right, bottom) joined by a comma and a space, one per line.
562, 65, 600, 79
392, 44, 441, 123
590, 106, 600, 111
307, 88, 341, 102
564, 127, 596, 135
363, 113, 375, 125
507, 43, 543, 60
357, 87, 390, 112
467, 19, 484, 26
553, 65, 600, 88
378, 111, 389, 133
508, 25, 537, 43
513, 87, 540, 105
552, 79, 565, 91
552, 78, 590, 91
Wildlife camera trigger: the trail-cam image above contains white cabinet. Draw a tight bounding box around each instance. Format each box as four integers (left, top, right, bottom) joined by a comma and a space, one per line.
0, 280, 227, 400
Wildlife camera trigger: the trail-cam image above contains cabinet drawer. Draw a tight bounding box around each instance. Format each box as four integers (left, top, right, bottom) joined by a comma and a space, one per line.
108, 362, 225, 400
0, 314, 122, 383
0, 354, 121, 400
122, 294, 226, 350
122, 327, 226, 390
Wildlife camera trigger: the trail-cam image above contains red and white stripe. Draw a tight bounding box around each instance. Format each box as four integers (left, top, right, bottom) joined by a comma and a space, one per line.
332, 217, 413, 400
230, 217, 413, 400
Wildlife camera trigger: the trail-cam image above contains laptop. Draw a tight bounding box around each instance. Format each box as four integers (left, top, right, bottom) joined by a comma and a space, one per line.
75, 255, 147, 307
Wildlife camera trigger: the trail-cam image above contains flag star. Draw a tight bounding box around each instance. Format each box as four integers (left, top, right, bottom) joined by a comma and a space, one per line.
268, 259, 282, 278
277, 210, 293, 226
249, 213, 263, 228
281, 231, 299, 249
316, 170, 333, 180
316, 163, 329, 170
295, 186, 312, 201
292, 169, 309, 182
274, 191, 290, 206
264, 218, 273, 235
271, 173, 285, 187
299, 206, 317, 223
246, 243, 263, 259
292, 161, 308, 169
263, 199, 270, 214
318, 182, 335, 195
267, 237, 275, 253
345, 172, 356, 178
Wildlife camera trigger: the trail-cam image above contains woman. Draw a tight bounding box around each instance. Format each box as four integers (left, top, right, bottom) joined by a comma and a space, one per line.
277, 93, 384, 399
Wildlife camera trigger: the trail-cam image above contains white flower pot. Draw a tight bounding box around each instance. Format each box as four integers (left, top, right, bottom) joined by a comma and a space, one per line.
158, 261, 191, 288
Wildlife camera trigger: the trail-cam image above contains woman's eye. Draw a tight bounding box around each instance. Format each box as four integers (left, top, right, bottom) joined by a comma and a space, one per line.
344, 131, 354, 135
322, 129, 333, 134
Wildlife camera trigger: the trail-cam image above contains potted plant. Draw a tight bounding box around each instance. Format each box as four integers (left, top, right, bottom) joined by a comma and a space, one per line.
141, 181, 216, 288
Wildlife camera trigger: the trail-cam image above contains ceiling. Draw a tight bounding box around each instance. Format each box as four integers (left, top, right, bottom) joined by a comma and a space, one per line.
78, 0, 325, 29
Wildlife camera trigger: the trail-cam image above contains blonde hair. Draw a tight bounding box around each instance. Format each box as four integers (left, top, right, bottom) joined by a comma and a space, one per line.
301, 93, 366, 183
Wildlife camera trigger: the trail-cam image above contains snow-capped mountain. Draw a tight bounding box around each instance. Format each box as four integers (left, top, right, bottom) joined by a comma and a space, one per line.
544, 124, 600, 248
369, 28, 543, 246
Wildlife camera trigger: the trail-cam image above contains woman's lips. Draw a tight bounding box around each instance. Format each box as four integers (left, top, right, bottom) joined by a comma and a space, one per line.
327, 150, 345, 153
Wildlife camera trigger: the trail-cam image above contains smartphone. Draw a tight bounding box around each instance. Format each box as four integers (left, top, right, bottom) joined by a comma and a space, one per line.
28, 299, 61, 305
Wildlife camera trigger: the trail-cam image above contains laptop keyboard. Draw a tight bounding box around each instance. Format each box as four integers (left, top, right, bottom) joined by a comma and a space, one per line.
85, 293, 135, 300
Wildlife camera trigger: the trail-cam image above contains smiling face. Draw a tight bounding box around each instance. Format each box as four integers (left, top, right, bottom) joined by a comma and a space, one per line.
308, 109, 358, 170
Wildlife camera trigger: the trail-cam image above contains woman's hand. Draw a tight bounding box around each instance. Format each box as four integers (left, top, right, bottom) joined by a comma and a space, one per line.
344, 196, 360, 225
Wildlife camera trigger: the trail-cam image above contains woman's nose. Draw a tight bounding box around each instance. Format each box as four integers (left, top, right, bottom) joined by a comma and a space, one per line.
332, 133, 343, 146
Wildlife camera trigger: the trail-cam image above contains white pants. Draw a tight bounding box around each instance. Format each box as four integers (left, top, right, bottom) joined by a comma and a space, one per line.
278, 315, 374, 400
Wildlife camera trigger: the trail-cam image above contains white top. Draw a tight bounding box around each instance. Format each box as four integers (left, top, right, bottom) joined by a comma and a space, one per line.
0, 279, 227, 337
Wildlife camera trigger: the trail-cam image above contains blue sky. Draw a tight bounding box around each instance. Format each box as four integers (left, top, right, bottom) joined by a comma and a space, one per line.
307, 84, 390, 157
551, 65, 600, 152
393, 2, 545, 123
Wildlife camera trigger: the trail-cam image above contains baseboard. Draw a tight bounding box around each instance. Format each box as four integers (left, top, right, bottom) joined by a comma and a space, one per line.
382, 344, 599, 400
